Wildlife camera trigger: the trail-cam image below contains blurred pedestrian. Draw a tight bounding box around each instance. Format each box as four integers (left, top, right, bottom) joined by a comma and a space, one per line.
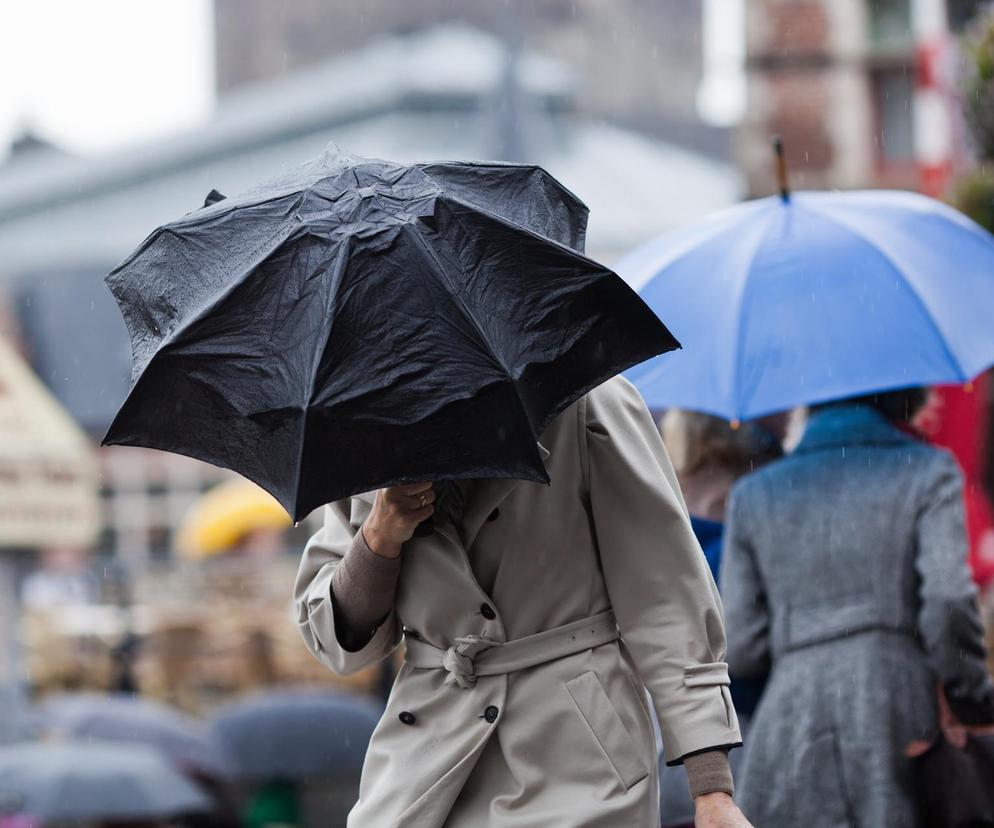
20, 545, 98, 610
721, 388, 994, 827
296, 377, 751, 826
657, 410, 783, 828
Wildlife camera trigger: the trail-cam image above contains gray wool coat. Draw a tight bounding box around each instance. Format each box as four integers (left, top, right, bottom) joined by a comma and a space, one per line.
720, 405, 994, 828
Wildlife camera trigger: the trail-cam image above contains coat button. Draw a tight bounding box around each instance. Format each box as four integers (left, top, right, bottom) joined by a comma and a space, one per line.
487, 508, 500, 521
480, 604, 496, 620
483, 705, 499, 724
399, 711, 416, 726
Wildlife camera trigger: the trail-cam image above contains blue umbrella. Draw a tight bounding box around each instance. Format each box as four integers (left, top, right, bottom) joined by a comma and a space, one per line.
618, 189, 994, 420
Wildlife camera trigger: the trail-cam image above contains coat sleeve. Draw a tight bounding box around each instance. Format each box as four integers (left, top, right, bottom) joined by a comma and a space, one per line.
915, 451, 994, 724
294, 500, 402, 676
719, 480, 772, 679
584, 378, 742, 763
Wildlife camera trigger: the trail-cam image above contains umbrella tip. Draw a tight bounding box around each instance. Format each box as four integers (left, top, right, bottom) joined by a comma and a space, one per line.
203, 189, 227, 208
773, 137, 790, 203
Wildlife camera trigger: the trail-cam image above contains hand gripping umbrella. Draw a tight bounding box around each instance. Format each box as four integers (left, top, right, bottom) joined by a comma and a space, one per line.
104, 146, 676, 520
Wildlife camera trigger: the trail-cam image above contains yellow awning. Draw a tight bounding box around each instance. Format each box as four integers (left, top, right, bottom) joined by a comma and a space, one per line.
0, 335, 99, 548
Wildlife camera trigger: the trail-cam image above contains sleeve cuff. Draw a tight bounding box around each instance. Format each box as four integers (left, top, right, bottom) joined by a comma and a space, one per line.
330, 529, 402, 634
684, 749, 734, 798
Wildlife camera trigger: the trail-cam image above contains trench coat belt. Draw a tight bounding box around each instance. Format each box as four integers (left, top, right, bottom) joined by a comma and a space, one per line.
403, 610, 619, 689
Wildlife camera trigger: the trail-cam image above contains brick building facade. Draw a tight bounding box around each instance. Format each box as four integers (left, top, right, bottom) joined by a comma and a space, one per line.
740, 0, 985, 197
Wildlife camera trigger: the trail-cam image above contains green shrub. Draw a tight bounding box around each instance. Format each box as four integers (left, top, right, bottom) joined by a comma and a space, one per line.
950, 166, 994, 233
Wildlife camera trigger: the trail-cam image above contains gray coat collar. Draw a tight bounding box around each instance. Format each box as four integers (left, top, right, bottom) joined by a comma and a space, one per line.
793, 405, 915, 454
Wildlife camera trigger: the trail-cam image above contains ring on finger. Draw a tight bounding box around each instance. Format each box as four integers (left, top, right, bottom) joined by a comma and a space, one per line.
418, 492, 428, 508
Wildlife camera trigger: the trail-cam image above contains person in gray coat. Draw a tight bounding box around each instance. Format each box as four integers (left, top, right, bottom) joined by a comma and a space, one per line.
721, 389, 994, 827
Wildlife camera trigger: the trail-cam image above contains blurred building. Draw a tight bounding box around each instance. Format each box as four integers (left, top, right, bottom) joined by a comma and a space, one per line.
0, 23, 743, 567
739, 0, 988, 197
213, 0, 723, 153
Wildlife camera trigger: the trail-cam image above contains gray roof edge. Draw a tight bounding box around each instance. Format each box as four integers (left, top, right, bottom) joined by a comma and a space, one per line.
0, 23, 571, 222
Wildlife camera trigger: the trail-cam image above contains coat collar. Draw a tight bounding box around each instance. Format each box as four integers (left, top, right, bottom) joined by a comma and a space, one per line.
352, 443, 551, 551
440, 442, 551, 552
793, 405, 914, 455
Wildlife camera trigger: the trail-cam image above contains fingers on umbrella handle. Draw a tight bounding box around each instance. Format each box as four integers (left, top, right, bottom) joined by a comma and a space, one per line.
413, 515, 435, 537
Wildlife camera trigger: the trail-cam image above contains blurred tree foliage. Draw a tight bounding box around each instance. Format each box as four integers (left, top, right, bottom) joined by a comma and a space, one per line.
950, 165, 994, 232
954, 9, 994, 233
963, 9, 994, 161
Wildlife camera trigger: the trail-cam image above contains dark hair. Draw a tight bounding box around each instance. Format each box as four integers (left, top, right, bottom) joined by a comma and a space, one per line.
811, 387, 929, 424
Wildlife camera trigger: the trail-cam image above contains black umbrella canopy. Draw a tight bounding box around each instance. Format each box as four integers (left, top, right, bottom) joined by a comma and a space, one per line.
104, 146, 677, 520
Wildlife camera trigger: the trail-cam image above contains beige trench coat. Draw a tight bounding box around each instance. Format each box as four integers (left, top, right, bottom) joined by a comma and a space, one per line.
295, 377, 741, 827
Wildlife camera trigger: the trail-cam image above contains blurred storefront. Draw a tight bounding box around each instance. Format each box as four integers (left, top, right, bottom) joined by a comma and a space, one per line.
0, 333, 99, 699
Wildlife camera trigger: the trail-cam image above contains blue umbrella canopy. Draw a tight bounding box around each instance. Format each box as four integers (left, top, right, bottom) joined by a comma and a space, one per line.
0, 741, 211, 822
40, 693, 232, 778
207, 690, 382, 781
618, 189, 994, 420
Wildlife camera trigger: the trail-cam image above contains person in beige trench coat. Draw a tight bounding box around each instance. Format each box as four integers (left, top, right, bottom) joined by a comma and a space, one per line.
295, 376, 748, 827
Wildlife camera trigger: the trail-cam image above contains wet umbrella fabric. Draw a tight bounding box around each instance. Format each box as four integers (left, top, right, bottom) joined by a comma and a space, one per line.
618, 189, 994, 420
207, 690, 381, 781
104, 147, 676, 520
0, 741, 211, 822
40, 693, 232, 778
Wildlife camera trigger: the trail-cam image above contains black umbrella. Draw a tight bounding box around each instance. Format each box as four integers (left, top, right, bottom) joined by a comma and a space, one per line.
0, 741, 211, 822
104, 146, 677, 519
40, 693, 232, 778
207, 690, 381, 781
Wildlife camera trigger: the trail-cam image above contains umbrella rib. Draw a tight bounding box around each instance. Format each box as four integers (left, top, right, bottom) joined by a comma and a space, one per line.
422, 164, 590, 249
800, 202, 967, 382
440, 192, 606, 269
404, 222, 548, 441
122, 216, 304, 372
288, 239, 352, 516
729, 208, 781, 421
404, 222, 510, 379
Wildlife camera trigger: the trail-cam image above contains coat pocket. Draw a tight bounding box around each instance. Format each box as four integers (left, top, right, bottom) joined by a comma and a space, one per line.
565, 671, 649, 791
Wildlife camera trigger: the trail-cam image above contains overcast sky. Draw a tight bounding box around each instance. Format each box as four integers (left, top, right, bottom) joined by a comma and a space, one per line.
0, 0, 744, 161
0, 0, 213, 157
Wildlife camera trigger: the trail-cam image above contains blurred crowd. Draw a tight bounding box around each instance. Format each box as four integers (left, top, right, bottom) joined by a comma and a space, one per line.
5, 480, 391, 828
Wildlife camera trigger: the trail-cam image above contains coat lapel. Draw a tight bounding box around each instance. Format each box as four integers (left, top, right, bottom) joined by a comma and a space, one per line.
459, 443, 551, 552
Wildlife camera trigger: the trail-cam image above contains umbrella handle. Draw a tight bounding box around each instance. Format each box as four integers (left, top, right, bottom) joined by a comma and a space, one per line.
413, 516, 436, 537
774, 136, 790, 203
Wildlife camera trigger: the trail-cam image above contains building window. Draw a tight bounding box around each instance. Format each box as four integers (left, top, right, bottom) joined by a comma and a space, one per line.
872, 67, 915, 165
947, 0, 988, 32
868, 0, 913, 46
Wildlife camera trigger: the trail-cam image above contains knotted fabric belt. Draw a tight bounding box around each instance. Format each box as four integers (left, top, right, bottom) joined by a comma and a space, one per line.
403, 610, 619, 689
